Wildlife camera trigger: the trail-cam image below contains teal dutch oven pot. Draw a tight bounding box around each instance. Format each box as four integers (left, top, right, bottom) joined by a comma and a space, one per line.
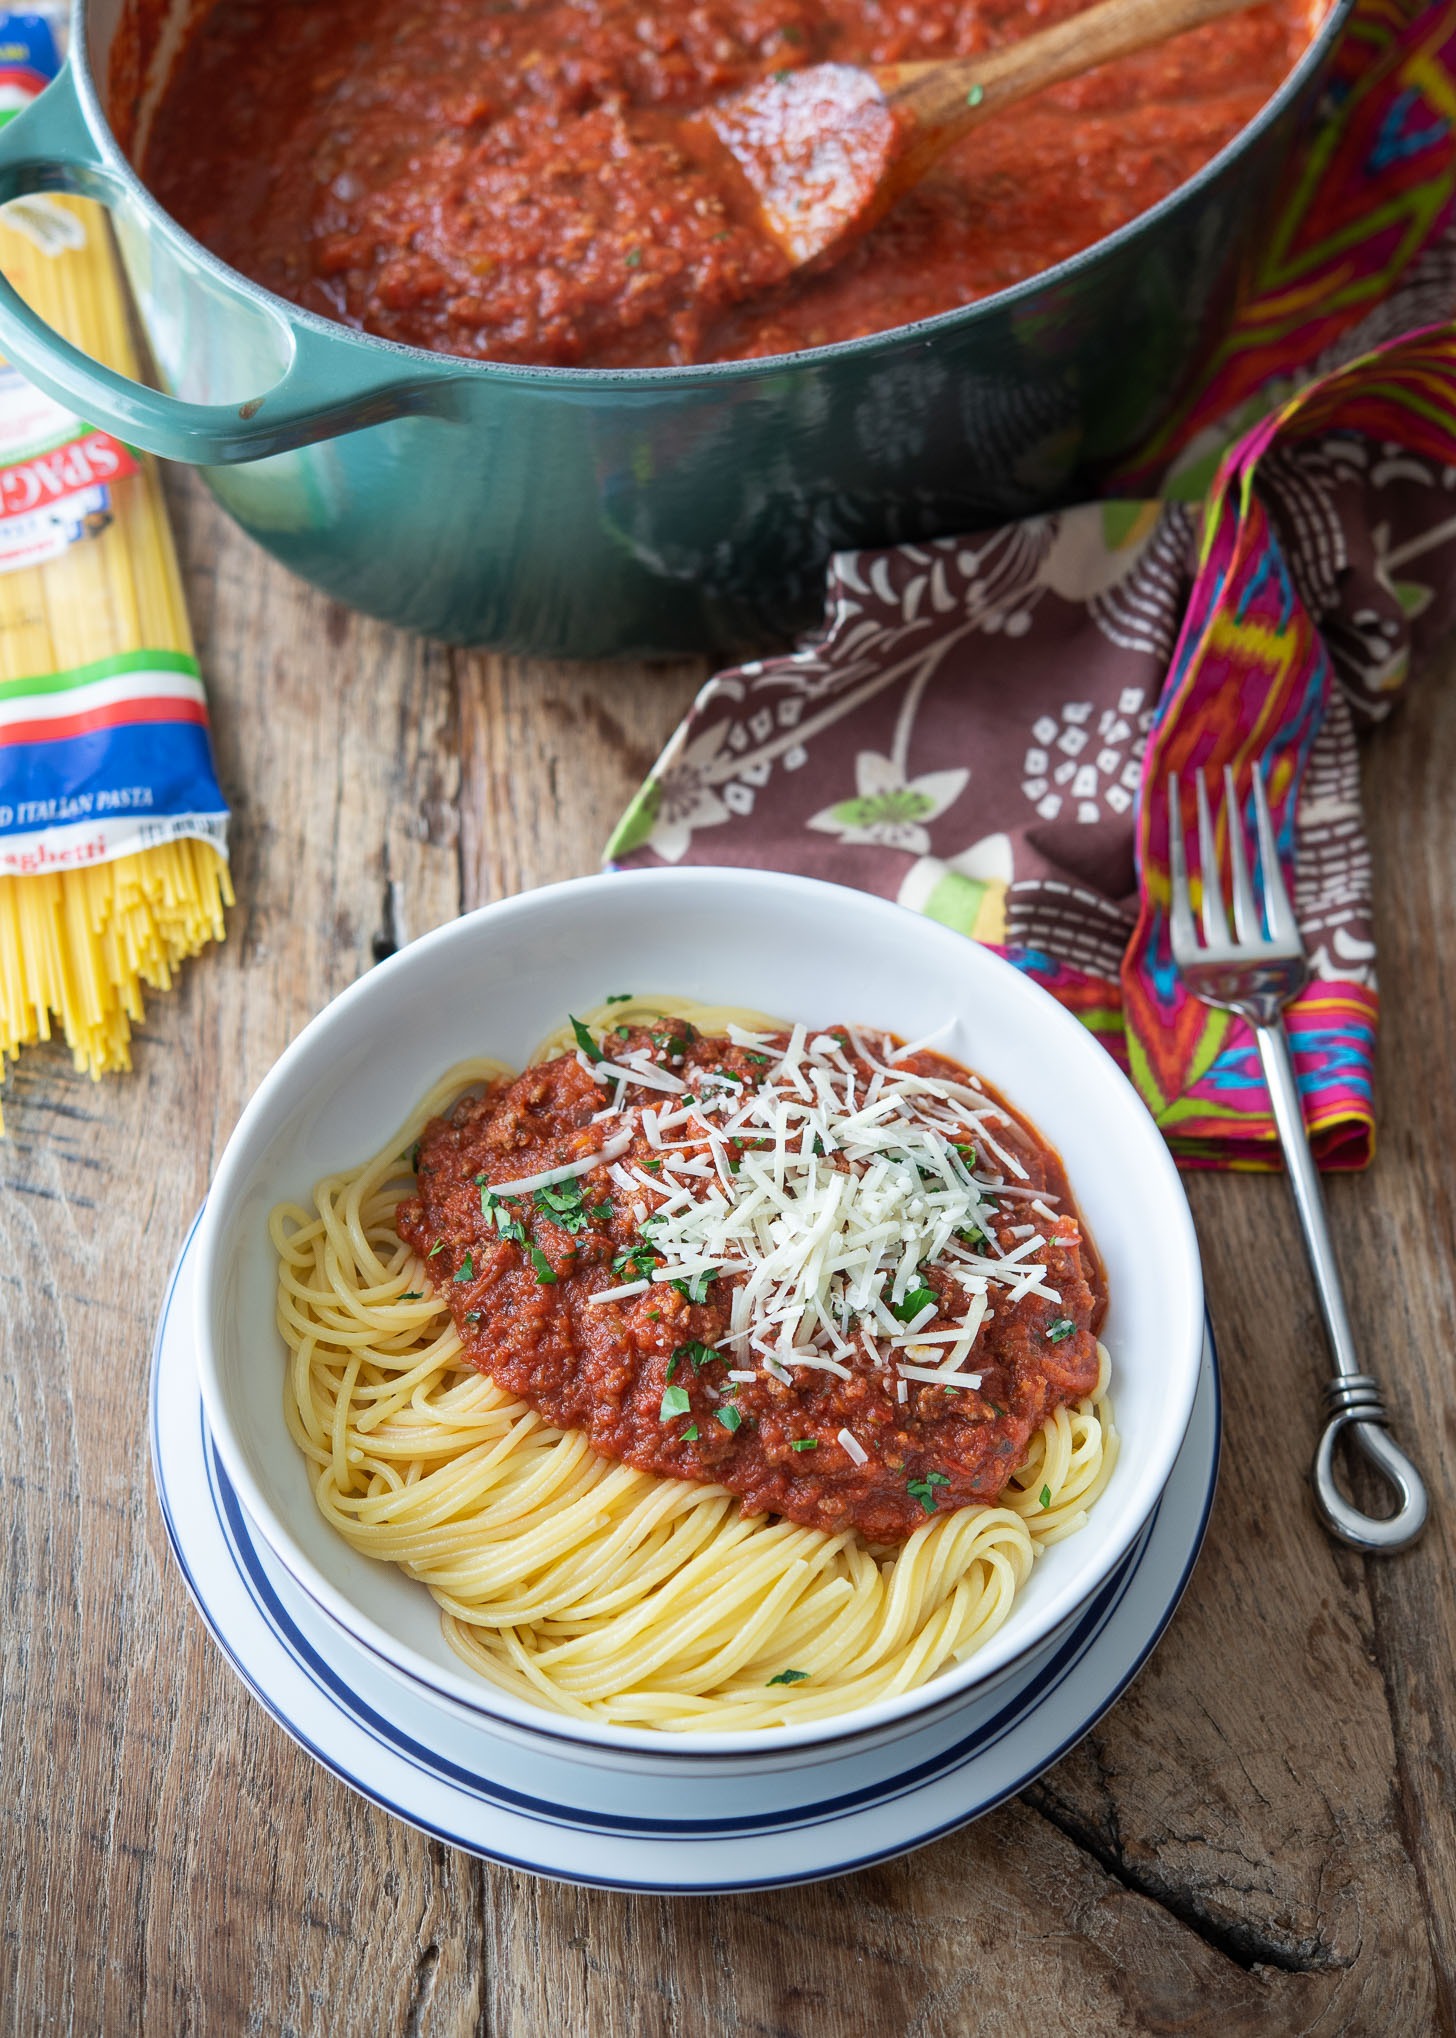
0, 0, 1353, 657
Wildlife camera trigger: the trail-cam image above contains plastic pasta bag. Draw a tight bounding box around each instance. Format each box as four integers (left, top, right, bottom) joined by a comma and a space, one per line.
0, 6, 231, 1127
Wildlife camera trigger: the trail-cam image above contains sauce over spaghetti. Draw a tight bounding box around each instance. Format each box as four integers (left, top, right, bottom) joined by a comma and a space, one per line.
397, 1020, 1103, 1542
139, 0, 1317, 368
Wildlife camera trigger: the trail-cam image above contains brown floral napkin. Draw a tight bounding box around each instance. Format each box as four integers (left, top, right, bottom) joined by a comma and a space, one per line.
605, 0, 1456, 1168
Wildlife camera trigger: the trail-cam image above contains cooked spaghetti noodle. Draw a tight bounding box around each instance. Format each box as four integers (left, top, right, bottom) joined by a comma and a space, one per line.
273, 999, 1116, 1730
0, 194, 230, 1129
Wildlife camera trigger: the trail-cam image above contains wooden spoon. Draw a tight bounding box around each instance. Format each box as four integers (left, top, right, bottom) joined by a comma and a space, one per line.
696, 0, 1267, 272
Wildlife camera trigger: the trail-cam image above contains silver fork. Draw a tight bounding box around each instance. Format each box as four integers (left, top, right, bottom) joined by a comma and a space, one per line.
1167, 763, 1428, 1554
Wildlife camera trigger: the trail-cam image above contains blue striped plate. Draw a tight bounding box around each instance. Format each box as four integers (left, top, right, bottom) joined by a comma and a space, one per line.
150, 1214, 1219, 1892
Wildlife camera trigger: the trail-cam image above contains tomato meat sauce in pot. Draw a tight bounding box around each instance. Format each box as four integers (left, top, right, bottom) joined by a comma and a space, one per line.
0, 0, 1342, 651
140, 0, 1319, 370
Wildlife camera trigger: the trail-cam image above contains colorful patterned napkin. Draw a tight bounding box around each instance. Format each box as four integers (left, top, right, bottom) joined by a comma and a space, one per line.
607, 0, 1456, 1171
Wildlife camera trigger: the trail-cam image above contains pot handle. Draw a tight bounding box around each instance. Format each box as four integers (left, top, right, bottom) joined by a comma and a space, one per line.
0, 64, 455, 464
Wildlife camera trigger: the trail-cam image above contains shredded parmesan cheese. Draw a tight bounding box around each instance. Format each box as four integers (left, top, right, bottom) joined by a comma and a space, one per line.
574, 1022, 1070, 1404
587, 1279, 651, 1304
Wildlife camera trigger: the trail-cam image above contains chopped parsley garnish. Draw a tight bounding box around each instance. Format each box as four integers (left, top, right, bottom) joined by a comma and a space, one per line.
615, 1024, 631, 1039
464, 1310, 482, 1324
906, 1470, 950, 1515
428, 1241, 446, 1258
528, 1245, 557, 1285
479, 1177, 525, 1236
605, 993, 633, 1003
624, 246, 643, 267
790, 1438, 817, 1453
1039, 1484, 1052, 1509
958, 1226, 987, 1249
407, 1142, 421, 1170
400, 1291, 423, 1301
1046, 1318, 1076, 1343
569, 1014, 601, 1061
642, 1158, 662, 1172
454, 1253, 474, 1283
890, 1282, 938, 1323
672, 1340, 718, 1374
965, 81, 984, 106
535, 1179, 598, 1233
672, 1267, 717, 1305
589, 1200, 613, 1222
682, 1424, 700, 1442
716, 1405, 742, 1434
747, 1052, 770, 1065
767, 1668, 809, 1686
613, 1243, 661, 1281
660, 1385, 691, 1420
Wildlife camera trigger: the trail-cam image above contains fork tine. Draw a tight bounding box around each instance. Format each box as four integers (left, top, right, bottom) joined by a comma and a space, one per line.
1166, 772, 1200, 961
1194, 769, 1230, 946
1252, 761, 1301, 943
1224, 765, 1261, 942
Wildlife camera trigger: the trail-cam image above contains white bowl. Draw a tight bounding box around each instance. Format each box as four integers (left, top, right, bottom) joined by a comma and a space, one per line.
195, 869, 1203, 1775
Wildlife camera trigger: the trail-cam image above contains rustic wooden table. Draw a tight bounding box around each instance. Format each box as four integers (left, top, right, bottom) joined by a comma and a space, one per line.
4, 468, 1455, 2037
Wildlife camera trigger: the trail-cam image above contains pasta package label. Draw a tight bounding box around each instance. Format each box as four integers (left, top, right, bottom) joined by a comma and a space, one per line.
0, 363, 139, 574
0, 13, 60, 118
0, 648, 225, 878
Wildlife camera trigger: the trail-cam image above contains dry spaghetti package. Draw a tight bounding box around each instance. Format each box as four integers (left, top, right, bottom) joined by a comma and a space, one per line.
0, 9, 230, 1125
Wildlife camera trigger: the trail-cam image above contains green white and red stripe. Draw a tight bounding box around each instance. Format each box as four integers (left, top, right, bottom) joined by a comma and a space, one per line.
0, 648, 209, 749
0, 645, 226, 873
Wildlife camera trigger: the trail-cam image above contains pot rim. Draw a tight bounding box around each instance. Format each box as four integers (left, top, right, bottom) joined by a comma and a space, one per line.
77, 0, 1356, 391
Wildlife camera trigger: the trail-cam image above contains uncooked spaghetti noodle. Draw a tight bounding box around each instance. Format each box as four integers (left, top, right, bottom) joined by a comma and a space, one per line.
0, 185, 230, 1128
273, 999, 1116, 1732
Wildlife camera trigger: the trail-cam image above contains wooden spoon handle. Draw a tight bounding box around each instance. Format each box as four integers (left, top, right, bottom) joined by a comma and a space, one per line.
881, 0, 1266, 137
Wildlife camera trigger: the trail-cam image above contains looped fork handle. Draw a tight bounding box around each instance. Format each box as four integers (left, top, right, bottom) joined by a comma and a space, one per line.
1311, 1375, 1429, 1554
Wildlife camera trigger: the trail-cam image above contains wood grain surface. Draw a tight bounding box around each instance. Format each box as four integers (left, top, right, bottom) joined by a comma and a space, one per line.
2, 468, 1454, 2037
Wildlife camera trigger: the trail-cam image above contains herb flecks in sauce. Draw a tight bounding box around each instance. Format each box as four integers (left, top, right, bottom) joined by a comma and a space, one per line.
396, 1020, 1102, 1542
